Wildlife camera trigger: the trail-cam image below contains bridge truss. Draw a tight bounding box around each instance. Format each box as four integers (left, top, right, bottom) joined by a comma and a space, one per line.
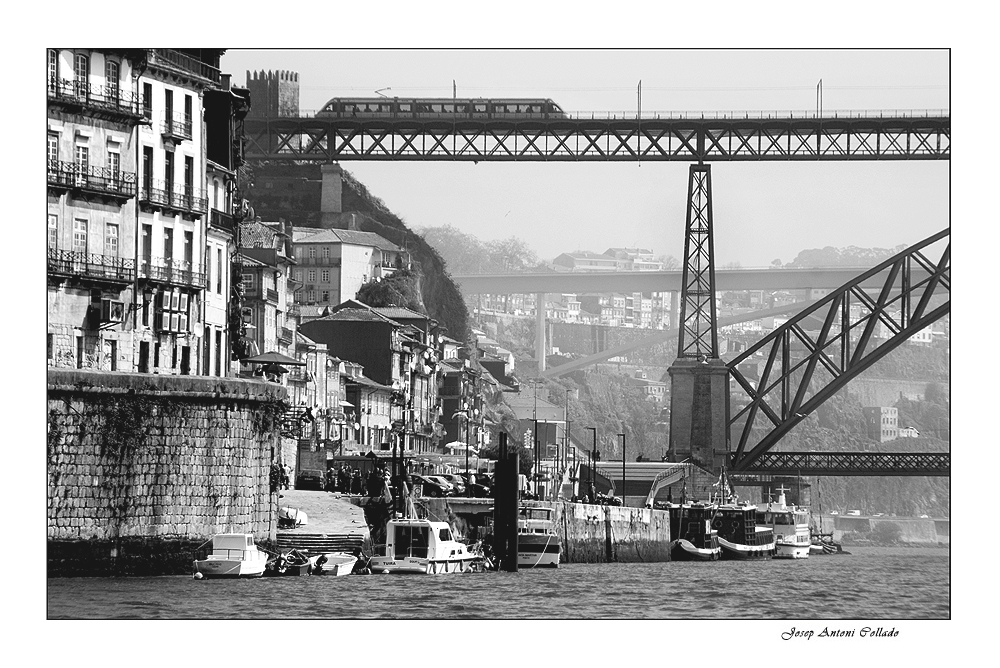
243, 114, 950, 162
727, 229, 950, 474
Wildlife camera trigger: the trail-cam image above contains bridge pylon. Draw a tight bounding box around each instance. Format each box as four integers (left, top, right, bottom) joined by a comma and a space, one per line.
668, 164, 728, 473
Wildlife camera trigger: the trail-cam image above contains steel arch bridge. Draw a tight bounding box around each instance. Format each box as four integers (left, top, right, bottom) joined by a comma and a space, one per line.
727, 229, 950, 476
243, 112, 950, 162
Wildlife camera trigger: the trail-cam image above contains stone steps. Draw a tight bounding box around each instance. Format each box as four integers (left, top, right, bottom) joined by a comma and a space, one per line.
276, 532, 365, 553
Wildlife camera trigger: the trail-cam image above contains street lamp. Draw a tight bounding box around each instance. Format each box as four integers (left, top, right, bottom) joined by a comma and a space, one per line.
585, 427, 597, 502
618, 432, 626, 507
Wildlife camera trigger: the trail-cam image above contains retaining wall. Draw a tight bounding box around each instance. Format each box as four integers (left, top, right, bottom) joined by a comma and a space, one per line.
47, 369, 288, 576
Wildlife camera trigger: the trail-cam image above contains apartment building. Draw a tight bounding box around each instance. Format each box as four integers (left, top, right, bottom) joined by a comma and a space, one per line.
235, 219, 295, 366
47, 49, 145, 370
290, 225, 410, 307
863, 406, 899, 443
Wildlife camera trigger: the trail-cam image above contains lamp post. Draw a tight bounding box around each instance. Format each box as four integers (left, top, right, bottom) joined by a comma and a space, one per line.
618, 432, 626, 507
585, 427, 597, 502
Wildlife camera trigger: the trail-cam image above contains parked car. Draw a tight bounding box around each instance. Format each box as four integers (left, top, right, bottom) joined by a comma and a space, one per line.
295, 469, 325, 491
424, 475, 455, 495
410, 474, 450, 498
437, 474, 467, 496
459, 473, 492, 498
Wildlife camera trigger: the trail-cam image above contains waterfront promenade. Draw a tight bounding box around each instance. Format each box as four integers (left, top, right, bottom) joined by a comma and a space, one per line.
275, 490, 371, 553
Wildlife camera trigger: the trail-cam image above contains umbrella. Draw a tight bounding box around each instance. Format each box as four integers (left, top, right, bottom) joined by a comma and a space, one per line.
243, 351, 305, 366
261, 363, 289, 375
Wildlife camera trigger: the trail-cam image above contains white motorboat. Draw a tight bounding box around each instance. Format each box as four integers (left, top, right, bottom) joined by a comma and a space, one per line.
193, 533, 269, 578
516, 506, 561, 568
312, 552, 359, 576
757, 487, 811, 559
370, 518, 476, 575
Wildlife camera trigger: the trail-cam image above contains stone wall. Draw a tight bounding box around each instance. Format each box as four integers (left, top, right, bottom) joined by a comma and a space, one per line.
556, 501, 672, 563
47, 369, 288, 576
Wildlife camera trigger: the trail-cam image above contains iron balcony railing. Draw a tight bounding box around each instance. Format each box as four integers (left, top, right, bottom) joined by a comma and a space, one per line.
162, 112, 193, 140
265, 288, 280, 303
209, 208, 236, 235
48, 160, 136, 198
48, 249, 135, 283
139, 256, 207, 288
139, 179, 208, 214
47, 78, 143, 119
278, 327, 294, 344
149, 49, 221, 84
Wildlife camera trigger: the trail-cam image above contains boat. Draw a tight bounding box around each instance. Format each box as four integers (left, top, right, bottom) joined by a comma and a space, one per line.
193, 533, 269, 579
516, 506, 562, 568
667, 503, 721, 561
369, 517, 477, 574
312, 551, 359, 576
757, 487, 811, 559
712, 504, 775, 560
278, 506, 308, 528
264, 548, 314, 576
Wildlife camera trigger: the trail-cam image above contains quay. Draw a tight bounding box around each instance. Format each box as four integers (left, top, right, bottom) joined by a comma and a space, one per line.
275, 490, 370, 554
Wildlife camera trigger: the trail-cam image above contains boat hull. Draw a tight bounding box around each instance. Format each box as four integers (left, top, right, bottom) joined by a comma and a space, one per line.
717, 536, 774, 560
370, 555, 476, 575
516, 534, 561, 568
670, 538, 721, 561
193, 558, 266, 578
774, 541, 811, 559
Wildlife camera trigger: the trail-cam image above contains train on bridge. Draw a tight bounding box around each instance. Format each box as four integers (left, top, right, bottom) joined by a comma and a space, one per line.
318, 97, 568, 120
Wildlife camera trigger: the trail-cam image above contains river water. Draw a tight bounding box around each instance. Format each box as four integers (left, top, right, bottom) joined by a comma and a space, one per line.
47, 546, 948, 620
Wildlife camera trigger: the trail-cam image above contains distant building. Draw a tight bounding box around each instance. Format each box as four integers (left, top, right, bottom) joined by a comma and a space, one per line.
863, 406, 899, 442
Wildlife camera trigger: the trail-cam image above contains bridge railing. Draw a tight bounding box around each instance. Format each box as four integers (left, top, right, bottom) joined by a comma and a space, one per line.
260, 108, 950, 121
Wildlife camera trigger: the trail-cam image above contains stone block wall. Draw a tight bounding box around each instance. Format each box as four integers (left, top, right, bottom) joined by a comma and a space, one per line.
47, 369, 288, 576
556, 501, 673, 563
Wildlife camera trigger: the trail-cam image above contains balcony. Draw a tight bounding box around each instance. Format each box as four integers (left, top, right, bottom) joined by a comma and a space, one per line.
139, 179, 208, 215
48, 161, 136, 201
266, 288, 280, 303
47, 78, 144, 122
139, 256, 207, 289
48, 249, 135, 284
148, 49, 221, 85
161, 112, 193, 142
278, 327, 294, 345
209, 208, 236, 236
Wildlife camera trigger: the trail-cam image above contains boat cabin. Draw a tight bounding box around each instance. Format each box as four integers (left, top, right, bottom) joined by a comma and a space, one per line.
518, 507, 555, 534
758, 510, 810, 526
384, 520, 459, 560
713, 505, 774, 547
209, 533, 259, 558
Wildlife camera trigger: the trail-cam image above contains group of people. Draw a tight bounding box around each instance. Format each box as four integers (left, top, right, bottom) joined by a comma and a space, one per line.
325, 466, 366, 494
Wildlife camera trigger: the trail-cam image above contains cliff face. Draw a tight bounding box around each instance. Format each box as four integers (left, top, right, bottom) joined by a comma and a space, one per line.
244, 162, 469, 341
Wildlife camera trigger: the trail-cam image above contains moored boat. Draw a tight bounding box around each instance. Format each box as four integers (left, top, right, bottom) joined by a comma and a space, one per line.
193, 533, 269, 579
516, 506, 561, 568
712, 504, 775, 560
757, 487, 811, 559
312, 551, 359, 576
264, 548, 314, 576
370, 517, 476, 575
667, 503, 721, 561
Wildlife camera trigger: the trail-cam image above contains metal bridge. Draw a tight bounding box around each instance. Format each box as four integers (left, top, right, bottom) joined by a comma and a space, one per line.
244, 96, 949, 478
244, 111, 950, 162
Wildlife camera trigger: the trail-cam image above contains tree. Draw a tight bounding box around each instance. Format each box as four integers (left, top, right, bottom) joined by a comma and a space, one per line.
417, 224, 487, 275
356, 269, 424, 312
485, 237, 543, 273
873, 522, 903, 544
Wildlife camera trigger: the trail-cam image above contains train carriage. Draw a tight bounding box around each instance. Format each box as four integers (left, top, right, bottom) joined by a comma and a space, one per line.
318, 97, 566, 120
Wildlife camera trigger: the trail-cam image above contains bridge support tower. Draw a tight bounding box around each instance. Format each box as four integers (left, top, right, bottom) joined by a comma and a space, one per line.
668, 164, 728, 473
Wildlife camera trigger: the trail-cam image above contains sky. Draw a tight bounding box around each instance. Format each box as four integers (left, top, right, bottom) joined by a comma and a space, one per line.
221, 49, 949, 267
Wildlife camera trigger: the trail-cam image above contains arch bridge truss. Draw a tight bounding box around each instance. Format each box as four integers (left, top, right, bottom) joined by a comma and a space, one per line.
727, 229, 950, 475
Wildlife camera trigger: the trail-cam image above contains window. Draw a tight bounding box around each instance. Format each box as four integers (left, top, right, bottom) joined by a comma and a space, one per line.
139, 341, 149, 372
163, 227, 173, 262
183, 230, 193, 266
105, 60, 119, 102
142, 82, 152, 118
215, 330, 223, 376
105, 223, 119, 256
184, 94, 192, 124
309, 247, 316, 259
47, 132, 59, 170
107, 147, 120, 177
216, 248, 223, 294
72, 219, 88, 253
322, 246, 330, 260
141, 224, 152, 264
165, 89, 173, 124
74, 144, 89, 179
48, 49, 58, 91
142, 146, 153, 192
164, 150, 174, 192
76, 336, 84, 369
184, 155, 193, 198
307, 270, 316, 282
48, 214, 58, 248
321, 270, 330, 283
322, 291, 330, 302
47, 334, 54, 360
242, 272, 255, 289
74, 53, 89, 96
108, 340, 117, 371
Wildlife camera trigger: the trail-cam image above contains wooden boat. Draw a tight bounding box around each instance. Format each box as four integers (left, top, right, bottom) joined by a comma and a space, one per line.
264, 548, 314, 576
667, 503, 721, 561
516, 506, 561, 568
370, 517, 476, 575
193, 533, 268, 579
312, 552, 359, 576
712, 504, 775, 560
757, 487, 811, 559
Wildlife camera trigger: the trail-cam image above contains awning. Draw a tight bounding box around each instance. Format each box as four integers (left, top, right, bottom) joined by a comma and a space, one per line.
243, 351, 306, 366
339, 401, 354, 407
